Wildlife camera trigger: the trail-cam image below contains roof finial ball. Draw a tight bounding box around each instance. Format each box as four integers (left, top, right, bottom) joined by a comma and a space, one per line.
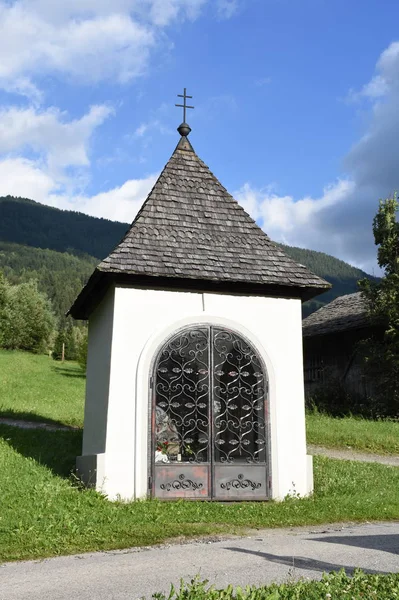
175, 87, 194, 136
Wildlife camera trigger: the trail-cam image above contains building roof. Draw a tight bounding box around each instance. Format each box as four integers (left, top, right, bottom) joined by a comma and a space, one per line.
302, 292, 371, 338
69, 133, 330, 319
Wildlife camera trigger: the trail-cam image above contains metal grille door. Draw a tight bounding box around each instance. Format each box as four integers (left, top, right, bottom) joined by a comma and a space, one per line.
152, 326, 269, 500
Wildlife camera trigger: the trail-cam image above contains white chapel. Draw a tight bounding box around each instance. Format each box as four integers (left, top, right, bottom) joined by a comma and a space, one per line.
69, 92, 329, 502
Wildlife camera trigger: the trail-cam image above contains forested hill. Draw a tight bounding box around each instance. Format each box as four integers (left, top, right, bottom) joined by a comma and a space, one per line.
0, 195, 377, 318
279, 245, 378, 317
0, 195, 128, 259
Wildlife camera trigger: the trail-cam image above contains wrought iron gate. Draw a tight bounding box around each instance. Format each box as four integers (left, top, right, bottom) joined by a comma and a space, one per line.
150, 326, 270, 500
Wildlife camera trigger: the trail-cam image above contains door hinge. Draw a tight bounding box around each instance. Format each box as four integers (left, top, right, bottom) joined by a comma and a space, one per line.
150, 376, 153, 390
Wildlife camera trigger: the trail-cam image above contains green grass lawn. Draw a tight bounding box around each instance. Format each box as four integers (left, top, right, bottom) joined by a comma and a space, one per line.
306, 412, 399, 455
1, 422, 399, 562
0, 349, 84, 427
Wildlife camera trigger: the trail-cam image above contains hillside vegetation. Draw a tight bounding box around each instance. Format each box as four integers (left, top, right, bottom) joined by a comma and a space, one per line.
279, 244, 378, 316
0, 241, 97, 318
0, 195, 377, 318
0, 195, 127, 259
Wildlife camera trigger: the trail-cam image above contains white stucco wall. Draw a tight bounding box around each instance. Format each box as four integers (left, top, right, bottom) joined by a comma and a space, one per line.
78, 285, 312, 501
76, 286, 115, 491
82, 286, 115, 456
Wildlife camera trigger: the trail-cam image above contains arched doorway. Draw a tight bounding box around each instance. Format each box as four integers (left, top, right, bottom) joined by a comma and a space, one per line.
150, 325, 270, 500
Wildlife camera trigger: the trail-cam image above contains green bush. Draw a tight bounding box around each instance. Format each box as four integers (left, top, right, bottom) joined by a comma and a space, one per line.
0, 277, 55, 353
305, 370, 397, 419
305, 371, 377, 418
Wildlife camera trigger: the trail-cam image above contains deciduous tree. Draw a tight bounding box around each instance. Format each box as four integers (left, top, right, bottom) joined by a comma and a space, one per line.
359, 193, 399, 415
0, 279, 55, 353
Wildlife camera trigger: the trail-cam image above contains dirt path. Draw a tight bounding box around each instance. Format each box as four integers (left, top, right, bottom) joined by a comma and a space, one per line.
0, 417, 79, 432
308, 443, 399, 466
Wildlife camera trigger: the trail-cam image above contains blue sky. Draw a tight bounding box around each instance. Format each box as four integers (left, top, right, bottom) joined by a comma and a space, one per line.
0, 0, 399, 273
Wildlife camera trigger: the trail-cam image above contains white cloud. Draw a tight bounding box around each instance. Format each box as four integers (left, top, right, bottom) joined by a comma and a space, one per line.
348, 41, 399, 102
255, 77, 272, 87
0, 6, 154, 92
0, 154, 157, 222
0, 94, 154, 222
135, 123, 150, 138
216, 0, 241, 19
24, 0, 207, 26
0, 103, 117, 217
0, 0, 212, 97
145, 0, 207, 27
57, 175, 158, 222
0, 104, 113, 173
234, 40, 399, 273
133, 119, 174, 138
235, 179, 355, 248
0, 157, 56, 201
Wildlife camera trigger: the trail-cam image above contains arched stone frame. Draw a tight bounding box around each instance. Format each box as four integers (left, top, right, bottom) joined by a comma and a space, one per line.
134, 314, 278, 500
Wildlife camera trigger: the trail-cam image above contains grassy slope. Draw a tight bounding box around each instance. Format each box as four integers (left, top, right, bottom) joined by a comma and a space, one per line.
1, 426, 399, 562
0, 350, 84, 427
306, 413, 399, 455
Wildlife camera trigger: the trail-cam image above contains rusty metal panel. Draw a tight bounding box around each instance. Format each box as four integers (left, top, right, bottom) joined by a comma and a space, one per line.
214, 465, 267, 500
155, 465, 210, 499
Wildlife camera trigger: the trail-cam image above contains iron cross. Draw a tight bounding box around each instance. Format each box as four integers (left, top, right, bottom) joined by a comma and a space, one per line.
175, 88, 194, 123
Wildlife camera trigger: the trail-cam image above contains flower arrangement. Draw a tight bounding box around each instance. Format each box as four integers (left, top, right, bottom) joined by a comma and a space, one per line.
157, 441, 169, 455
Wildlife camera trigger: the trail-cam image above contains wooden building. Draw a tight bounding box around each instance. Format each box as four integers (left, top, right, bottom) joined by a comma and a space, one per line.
302, 292, 380, 399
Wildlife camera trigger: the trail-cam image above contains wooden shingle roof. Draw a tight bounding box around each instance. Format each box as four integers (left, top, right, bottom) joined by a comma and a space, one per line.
69, 134, 330, 319
302, 292, 370, 338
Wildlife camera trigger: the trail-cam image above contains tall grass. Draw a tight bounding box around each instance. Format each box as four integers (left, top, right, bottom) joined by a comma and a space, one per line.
152, 571, 399, 600
306, 411, 399, 455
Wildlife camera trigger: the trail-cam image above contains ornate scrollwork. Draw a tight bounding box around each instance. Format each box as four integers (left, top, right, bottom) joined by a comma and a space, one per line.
213, 328, 267, 464
220, 473, 262, 491
154, 326, 268, 468
160, 474, 203, 492
155, 328, 210, 463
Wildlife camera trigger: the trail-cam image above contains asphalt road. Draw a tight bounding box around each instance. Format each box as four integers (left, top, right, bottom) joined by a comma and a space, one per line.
1, 522, 398, 600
